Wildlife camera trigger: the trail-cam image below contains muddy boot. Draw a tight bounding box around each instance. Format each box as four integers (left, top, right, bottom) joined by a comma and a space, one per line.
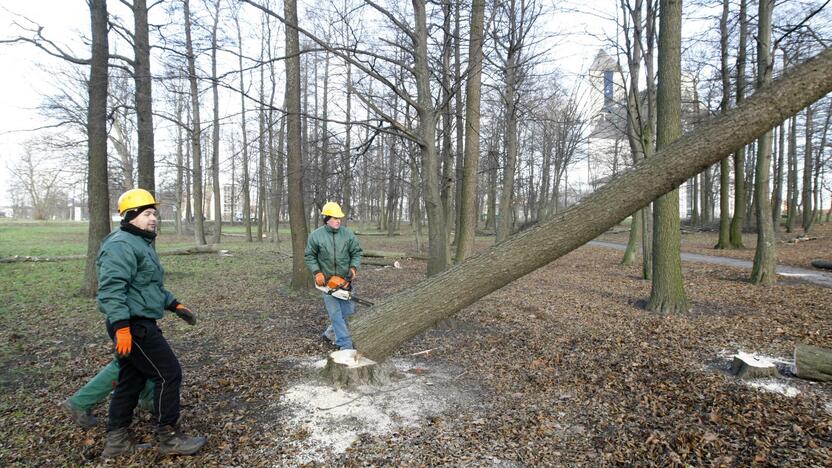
61, 399, 97, 428
101, 427, 136, 458
157, 425, 206, 456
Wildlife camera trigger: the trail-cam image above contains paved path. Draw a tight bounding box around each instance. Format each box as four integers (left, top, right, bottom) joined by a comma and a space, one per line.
589, 240, 832, 289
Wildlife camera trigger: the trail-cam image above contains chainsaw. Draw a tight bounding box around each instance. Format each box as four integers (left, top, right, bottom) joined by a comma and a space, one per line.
315, 275, 375, 307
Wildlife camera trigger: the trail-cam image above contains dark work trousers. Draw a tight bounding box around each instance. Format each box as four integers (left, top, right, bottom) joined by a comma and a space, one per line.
106, 318, 182, 431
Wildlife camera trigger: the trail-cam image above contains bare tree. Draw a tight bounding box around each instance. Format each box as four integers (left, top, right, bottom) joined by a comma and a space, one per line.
183, 0, 207, 244
750, 0, 776, 285
648, 0, 688, 314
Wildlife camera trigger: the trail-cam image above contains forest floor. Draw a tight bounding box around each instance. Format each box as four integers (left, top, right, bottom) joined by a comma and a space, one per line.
0, 220, 830, 465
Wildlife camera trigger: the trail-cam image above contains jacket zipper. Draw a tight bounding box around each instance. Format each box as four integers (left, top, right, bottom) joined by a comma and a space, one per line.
331, 231, 337, 275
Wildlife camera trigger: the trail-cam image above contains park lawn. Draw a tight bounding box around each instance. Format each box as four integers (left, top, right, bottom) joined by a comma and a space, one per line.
0, 222, 830, 465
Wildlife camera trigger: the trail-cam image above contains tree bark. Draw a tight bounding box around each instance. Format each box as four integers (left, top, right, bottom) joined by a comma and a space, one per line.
802, 104, 814, 233
729, 0, 747, 248
285, 0, 310, 289
648, 0, 688, 314
351, 46, 832, 362
133, 0, 155, 194
234, 13, 253, 242
455, 0, 485, 263
715, 0, 731, 249
794, 344, 832, 382
210, 0, 222, 243
184, 0, 206, 245
81, 0, 111, 297
750, 0, 776, 285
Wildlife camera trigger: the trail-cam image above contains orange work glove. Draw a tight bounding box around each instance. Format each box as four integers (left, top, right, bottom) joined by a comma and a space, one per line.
114, 327, 132, 358
314, 272, 326, 286
174, 303, 197, 326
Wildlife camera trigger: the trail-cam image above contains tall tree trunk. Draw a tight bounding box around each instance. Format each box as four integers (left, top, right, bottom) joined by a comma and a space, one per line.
621, 0, 645, 266
455, 0, 485, 262
184, 0, 206, 245
440, 0, 454, 260
772, 120, 785, 229
234, 14, 253, 241
453, 0, 464, 250
350, 48, 832, 361
133, 0, 155, 193
257, 44, 268, 242
81, 0, 111, 297
730, 0, 748, 248
497, 53, 518, 243
175, 91, 184, 236
750, 0, 776, 285
285, 0, 309, 289
802, 104, 814, 232
648, 0, 688, 314
414, 0, 448, 276
210, 0, 222, 243
786, 114, 798, 232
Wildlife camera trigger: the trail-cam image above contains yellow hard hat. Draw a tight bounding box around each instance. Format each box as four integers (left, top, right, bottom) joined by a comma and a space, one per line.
118, 188, 158, 215
321, 201, 345, 218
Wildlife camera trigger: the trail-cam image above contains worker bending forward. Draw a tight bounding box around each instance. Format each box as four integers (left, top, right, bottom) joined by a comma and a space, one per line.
304, 201, 363, 350
97, 189, 206, 458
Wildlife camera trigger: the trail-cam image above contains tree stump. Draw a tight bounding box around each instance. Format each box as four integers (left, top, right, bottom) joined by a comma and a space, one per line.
320, 350, 400, 388
731, 352, 779, 379
794, 344, 832, 382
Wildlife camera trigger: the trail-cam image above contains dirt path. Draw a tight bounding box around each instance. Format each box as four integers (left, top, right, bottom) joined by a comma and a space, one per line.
590, 240, 832, 288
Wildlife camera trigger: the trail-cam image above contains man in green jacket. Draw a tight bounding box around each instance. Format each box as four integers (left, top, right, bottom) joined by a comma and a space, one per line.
304, 201, 363, 350
96, 188, 206, 458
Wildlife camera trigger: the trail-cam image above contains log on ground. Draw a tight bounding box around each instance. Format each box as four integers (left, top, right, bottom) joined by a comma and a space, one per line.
811, 260, 832, 270
794, 344, 832, 382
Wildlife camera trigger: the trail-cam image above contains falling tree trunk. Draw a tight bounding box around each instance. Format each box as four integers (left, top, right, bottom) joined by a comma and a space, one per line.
210, 0, 222, 243
794, 344, 832, 382
730, 0, 748, 248
715, 0, 731, 249
648, 0, 688, 314
81, 0, 111, 297
750, 0, 776, 286
285, 0, 309, 289
184, 0, 206, 245
345, 47, 832, 362
455, 0, 485, 263
133, 0, 155, 194
802, 104, 814, 233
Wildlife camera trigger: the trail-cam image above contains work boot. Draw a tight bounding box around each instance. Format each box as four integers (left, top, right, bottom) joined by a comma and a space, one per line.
157, 425, 207, 456
101, 427, 136, 459
61, 398, 97, 428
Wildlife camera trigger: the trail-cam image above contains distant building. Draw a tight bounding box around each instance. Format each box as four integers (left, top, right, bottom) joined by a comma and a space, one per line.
584, 49, 708, 219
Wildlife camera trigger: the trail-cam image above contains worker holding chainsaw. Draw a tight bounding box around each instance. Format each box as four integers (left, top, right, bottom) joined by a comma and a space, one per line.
304, 201, 364, 350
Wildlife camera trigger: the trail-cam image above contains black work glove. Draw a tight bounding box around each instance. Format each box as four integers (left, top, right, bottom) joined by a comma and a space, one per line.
169, 301, 197, 326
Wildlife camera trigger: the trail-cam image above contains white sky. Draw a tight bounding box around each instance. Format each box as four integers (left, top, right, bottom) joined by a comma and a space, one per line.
0, 0, 626, 207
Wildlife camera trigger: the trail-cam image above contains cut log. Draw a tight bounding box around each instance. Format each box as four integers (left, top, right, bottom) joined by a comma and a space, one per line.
321, 349, 400, 388
731, 352, 780, 379
811, 260, 832, 270
794, 344, 832, 382
0, 245, 219, 264
362, 258, 401, 267
355, 231, 401, 237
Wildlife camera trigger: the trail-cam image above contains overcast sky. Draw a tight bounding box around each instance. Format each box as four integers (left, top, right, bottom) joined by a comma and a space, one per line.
0, 0, 618, 207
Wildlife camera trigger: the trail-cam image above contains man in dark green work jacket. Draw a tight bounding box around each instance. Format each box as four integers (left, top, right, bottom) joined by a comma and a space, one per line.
304, 201, 363, 350
96, 188, 206, 458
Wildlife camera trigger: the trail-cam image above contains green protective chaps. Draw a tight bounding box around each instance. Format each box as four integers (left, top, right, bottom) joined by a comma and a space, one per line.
69, 359, 155, 411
